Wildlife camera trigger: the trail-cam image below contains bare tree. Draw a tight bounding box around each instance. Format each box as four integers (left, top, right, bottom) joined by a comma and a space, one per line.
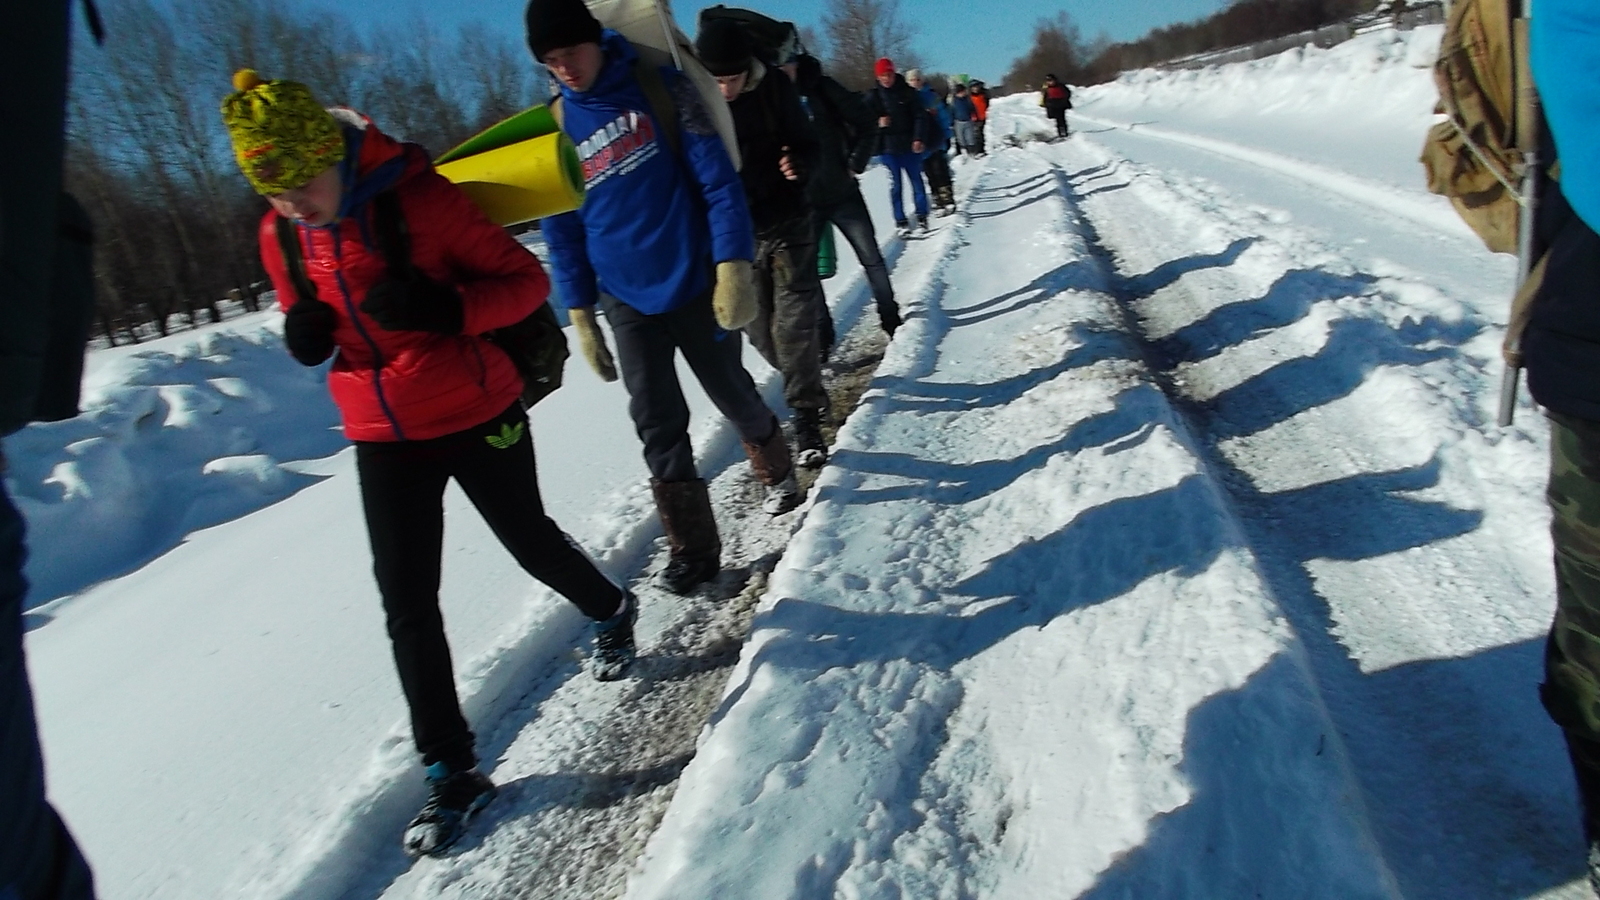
821, 0, 922, 91
1003, 12, 1087, 93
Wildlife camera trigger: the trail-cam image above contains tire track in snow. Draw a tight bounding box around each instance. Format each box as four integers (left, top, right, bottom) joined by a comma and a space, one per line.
1033, 134, 1581, 899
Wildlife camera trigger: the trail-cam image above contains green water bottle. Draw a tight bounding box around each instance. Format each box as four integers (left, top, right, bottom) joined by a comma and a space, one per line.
817, 223, 837, 280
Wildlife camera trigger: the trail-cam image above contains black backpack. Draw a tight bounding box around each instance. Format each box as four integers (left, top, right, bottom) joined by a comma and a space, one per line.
696, 5, 802, 66
273, 191, 569, 406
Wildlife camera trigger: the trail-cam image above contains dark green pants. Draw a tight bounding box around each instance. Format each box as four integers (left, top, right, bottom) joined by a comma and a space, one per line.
1544, 412, 1600, 740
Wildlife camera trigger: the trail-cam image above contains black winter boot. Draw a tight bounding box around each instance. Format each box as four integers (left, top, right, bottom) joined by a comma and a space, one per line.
794, 408, 828, 469
589, 591, 637, 681
403, 763, 497, 857
878, 300, 902, 336
651, 479, 721, 593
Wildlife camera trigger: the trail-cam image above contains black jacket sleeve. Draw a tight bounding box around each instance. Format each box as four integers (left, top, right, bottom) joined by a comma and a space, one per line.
772, 71, 820, 186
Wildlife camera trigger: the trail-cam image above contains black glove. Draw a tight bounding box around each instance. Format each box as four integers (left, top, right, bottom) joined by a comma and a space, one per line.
877, 299, 902, 336
283, 298, 338, 366
359, 276, 463, 334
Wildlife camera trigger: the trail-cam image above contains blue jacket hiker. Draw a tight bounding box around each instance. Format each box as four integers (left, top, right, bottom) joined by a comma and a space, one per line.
529, 0, 800, 596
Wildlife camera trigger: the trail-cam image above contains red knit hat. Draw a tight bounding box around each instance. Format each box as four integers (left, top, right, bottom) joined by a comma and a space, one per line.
874, 57, 895, 78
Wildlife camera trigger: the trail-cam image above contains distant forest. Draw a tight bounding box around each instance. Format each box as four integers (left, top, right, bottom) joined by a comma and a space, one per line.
1003, 0, 1384, 92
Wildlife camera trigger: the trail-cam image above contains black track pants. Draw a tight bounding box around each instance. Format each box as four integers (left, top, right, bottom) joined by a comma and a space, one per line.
355, 402, 622, 769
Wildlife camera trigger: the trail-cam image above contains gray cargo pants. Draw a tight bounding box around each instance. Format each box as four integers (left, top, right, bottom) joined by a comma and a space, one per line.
747, 215, 829, 411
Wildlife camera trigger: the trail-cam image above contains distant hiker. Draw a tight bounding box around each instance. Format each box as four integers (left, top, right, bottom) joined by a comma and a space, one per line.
868, 57, 931, 235
1042, 73, 1072, 140
951, 81, 980, 157
527, 0, 802, 599
1524, 2, 1600, 893
906, 67, 955, 215
2, 2, 99, 898
969, 80, 991, 154
697, 18, 831, 469
785, 51, 904, 338
222, 68, 634, 858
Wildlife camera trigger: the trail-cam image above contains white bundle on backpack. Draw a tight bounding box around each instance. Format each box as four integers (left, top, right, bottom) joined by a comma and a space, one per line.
584, 0, 742, 170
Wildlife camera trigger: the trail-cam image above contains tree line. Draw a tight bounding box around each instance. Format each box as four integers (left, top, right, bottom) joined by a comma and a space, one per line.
1003, 0, 1381, 92
68, 0, 930, 345
66, 0, 540, 345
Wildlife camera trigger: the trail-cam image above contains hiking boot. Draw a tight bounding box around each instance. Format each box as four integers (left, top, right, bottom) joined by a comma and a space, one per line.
762, 470, 802, 515
794, 408, 827, 469
878, 300, 902, 336
590, 592, 637, 681
916, 213, 930, 233
402, 763, 497, 857
894, 218, 911, 238
652, 479, 721, 594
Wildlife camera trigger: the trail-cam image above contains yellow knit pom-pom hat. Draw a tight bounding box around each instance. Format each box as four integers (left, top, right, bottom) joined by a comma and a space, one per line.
221, 69, 346, 195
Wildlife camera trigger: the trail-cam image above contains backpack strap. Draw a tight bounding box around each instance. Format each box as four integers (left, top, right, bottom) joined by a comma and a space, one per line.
367, 189, 413, 279
273, 217, 318, 304
273, 189, 411, 306
549, 48, 683, 160
631, 46, 682, 158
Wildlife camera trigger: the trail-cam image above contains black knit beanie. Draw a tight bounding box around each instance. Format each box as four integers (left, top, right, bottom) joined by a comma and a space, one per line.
526, 0, 603, 60
696, 18, 752, 78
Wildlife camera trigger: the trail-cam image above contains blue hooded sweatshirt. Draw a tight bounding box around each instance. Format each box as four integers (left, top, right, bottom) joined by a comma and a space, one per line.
1532, 0, 1600, 233
542, 31, 754, 314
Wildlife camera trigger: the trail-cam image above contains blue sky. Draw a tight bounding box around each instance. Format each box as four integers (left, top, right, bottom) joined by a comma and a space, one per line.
312, 0, 1228, 85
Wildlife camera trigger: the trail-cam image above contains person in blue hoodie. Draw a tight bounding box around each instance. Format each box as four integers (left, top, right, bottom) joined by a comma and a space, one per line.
1527, 4, 1600, 894
527, 0, 800, 595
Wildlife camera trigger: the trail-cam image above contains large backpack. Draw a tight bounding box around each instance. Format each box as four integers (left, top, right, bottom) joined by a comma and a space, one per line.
274, 192, 570, 406
577, 0, 742, 169
696, 5, 803, 66
1419, 0, 1538, 255
1418, 0, 1547, 424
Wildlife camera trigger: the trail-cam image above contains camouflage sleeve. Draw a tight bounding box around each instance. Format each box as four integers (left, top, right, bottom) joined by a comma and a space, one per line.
669, 75, 717, 137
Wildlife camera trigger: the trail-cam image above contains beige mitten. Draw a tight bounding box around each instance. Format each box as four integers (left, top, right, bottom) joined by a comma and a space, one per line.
569, 306, 618, 382
712, 259, 759, 330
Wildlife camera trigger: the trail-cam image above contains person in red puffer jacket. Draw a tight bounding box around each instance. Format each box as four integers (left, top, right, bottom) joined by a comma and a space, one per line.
222, 69, 636, 858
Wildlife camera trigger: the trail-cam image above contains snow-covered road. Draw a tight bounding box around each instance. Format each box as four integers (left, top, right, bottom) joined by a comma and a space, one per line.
15, 24, 1591, 900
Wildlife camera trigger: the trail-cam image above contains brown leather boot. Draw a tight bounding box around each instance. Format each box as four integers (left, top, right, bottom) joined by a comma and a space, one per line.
742, 420, 801, 515
651, 479, 721, 593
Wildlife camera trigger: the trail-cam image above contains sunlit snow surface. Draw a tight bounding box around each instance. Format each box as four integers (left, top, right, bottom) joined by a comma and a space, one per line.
11, 23, 1587, 900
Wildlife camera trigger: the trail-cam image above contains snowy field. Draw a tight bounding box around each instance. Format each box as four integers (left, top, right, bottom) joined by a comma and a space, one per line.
10, 22, 1588, 900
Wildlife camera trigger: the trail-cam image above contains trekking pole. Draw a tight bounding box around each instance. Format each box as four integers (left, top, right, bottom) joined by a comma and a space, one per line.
1499, 0, 1540, 427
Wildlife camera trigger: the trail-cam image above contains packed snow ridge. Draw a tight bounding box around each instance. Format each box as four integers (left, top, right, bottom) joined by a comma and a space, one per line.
12, 24, 1589, 900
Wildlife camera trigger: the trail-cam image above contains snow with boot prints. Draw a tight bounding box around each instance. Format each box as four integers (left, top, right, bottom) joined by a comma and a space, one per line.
9, 23, 1586, 900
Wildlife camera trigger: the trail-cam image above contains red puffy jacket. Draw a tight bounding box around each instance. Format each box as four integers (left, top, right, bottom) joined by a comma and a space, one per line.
260, 120, 549, 442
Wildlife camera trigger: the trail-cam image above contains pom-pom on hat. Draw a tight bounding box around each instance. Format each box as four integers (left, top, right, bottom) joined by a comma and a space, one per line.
874, 57, 895, 78
525, 0, 604, 61
220, 69, 345, 196
695, 18, 753, 78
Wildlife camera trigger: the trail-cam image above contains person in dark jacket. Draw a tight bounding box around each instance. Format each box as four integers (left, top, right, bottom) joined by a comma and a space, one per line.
951, 81, 979, 157
784, 52, 902, 340
906, 68, 955, 215
224, 68, 632, 858
2, 3, 98, 898
867, 57, 930, 234
1041, 73, 1072, 140
697, 18, 831, 468
531, 0, 801, 596
1526, 4, 1600, 893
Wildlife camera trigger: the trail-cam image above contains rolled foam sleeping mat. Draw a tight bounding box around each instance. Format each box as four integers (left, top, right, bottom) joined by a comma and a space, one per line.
435, 131, 585, 226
